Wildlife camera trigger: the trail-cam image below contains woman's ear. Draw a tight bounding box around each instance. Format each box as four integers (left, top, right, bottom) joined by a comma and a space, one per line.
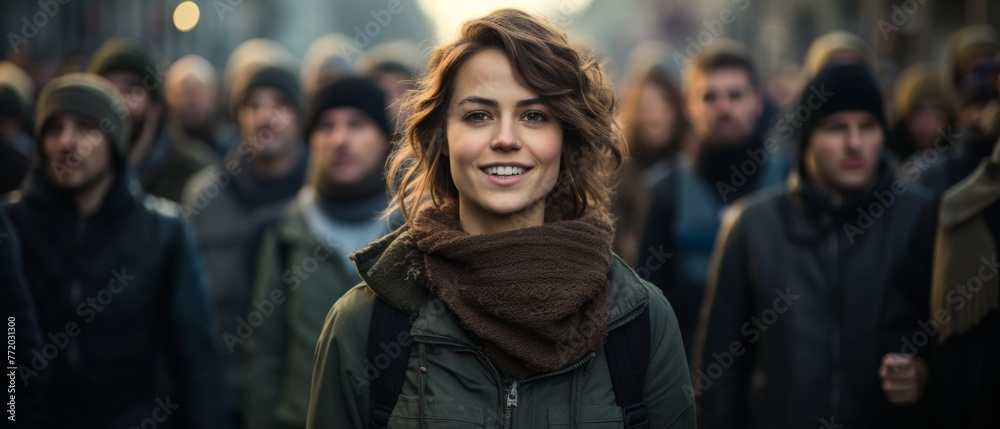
437, 127, 449, 157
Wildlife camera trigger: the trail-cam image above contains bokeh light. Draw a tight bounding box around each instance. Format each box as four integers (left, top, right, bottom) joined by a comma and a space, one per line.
173, 1, 201, 32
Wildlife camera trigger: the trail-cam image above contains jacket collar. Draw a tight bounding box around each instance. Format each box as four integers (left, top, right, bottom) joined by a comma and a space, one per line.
788, 154, 895, 216
21, 165, 141, 224
350, 225, 650, 344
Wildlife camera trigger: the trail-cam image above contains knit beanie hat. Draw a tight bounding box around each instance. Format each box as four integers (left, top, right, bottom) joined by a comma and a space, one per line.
798, 63, 886, 153
34, 73, 128, 163
892, 64, 957, 121
306, 76, 391, 138
229, 60, 303, 120
88, 37, 162, 101
0, 61, 35, 129
803, 31, 876, 77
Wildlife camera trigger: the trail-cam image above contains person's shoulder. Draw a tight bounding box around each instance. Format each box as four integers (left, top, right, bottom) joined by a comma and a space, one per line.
893, 178, 933, 205
137, 193, 195, 238
648, 156, 690, 202
727, 185, 787, 223
180, 164, 226, 204
608, 257, 682, 346
607, 256, 679, 327
323, 282, 380, 339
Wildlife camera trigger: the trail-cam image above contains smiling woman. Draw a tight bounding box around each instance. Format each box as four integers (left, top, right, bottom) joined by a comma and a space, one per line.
307, 8, 696, 429
387, 8, 624, 229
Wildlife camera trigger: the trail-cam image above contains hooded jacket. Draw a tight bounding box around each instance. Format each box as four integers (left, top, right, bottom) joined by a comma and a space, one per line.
244, 189, 390, 429
695, 156, 930, 429
5, 165, 226, 429
306, 226, 696, 428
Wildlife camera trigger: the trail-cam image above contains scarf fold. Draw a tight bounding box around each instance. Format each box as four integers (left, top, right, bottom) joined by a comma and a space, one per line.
413, 204, 615, 378
932, 138, 1000, 341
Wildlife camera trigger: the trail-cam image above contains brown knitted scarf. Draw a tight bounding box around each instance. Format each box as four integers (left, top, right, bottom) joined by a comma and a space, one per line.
413, 204, 614, 378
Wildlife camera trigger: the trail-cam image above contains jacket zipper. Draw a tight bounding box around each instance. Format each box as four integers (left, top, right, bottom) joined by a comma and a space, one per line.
69, 219, 86, 371
503, 380, 518, 429
827, 231, 841, 418
411, 336, 509, 426
411, 304, 646, 428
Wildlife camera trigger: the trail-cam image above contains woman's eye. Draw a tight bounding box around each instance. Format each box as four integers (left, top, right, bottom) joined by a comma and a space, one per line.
523, 111, 546, 123
464, 111, 490, 123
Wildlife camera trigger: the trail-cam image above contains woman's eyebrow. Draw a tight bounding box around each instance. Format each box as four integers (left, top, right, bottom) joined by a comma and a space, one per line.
457, 96, 544, 108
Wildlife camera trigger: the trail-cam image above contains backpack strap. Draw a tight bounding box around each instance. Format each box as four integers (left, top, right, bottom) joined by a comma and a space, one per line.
605, 305, 651, 429
368, 297, 414, 429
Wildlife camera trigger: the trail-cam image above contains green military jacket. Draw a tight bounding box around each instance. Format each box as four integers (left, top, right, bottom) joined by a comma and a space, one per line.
307, 226, 696, 428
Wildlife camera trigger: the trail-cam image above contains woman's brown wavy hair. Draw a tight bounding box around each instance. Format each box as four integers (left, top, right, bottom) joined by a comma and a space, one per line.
386, 8, 626, 226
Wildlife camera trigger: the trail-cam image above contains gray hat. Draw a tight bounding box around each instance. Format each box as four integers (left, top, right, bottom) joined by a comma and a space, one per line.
34, 73, 128, 162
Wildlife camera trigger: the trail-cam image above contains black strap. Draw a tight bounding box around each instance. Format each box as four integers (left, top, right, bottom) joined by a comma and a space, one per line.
368, 298, 414, 429
605, 306, 651, 429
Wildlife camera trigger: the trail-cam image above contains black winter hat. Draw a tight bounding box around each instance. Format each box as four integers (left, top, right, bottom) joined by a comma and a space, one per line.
230, 61, 304, 120
34, 73, 128, 163
306, 76, 391, 138
88, 37, 162, 101
798, 63, 886, 150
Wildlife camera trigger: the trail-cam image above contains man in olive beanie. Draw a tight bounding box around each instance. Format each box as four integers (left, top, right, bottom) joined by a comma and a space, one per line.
5, 73, 226, 429
696, 64, 931, 428
89, 37, 216, 202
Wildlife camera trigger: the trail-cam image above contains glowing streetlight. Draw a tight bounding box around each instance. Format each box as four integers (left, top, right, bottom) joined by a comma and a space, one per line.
173, 1, 201, 32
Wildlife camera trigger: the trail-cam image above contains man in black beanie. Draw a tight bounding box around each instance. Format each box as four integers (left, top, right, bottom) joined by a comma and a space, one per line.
694, 64, 931, 428
244, 76, 392, 429
89, 37, 217, 202
4, 73, 226, 428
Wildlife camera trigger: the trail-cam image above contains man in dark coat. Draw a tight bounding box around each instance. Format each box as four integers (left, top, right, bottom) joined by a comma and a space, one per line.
639, 40, 789, 357
5, 73, 226, 429
0, 206, 47, 427
694, 64, 931, 428
181, 39, 308, 427
880, 69, 1000, 429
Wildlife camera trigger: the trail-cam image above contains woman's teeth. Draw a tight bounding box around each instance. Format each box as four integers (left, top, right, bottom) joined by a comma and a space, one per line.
484, 166, 526, 176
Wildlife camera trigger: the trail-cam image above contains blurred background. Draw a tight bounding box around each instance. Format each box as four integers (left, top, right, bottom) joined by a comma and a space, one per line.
3, 0, 999, 90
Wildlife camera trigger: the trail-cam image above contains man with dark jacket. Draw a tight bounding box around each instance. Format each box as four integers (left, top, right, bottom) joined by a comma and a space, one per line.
5, 73, 225, 429
639, 40, 789, 357
694, 64, 931, 428
880, 83, 1000, 428
89, 37, 217, 202
0, 206, 47, 427
181, 40, 307, 427
245, 76, 393, 429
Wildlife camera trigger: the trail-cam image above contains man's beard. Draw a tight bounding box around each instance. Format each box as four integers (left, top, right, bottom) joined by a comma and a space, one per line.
53, 164, 113, 196
128, 112, 147, 149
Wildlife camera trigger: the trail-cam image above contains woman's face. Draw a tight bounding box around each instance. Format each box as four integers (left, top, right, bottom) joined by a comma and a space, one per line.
446, 48, 563, 234
906, 102, 948, 150
637, 82, 676, 148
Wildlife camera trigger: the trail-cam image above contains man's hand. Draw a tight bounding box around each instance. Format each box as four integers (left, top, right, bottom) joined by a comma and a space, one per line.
879, 353, 927, 405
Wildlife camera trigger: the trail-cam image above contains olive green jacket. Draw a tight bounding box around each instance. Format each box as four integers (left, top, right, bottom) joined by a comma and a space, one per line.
306, 226, 696, 428
245, 201, 364, 429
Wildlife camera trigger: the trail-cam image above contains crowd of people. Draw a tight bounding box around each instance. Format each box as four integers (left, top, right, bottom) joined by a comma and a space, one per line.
1, 6, 998, 429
